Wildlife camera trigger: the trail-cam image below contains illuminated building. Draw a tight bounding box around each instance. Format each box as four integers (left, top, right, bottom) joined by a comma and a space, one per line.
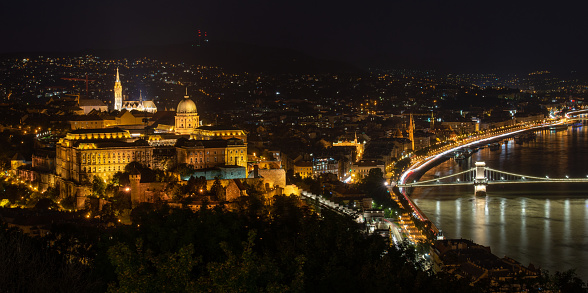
114, 68, 123, 111
54, 85, 248, 199
293, 161, 313, 178
121, 91, 157, 113
349, 160, 385, 182
312, 157, 338, 177
191, 126, 247, 142
175, 89, 200, 134
113, 68, 157, 113
333, 132, 364, 161
56, 128, 153, 183
176, 137, 247, 169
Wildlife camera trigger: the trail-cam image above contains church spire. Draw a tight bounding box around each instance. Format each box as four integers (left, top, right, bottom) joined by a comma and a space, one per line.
139, 90, 143, 102
114, 68, 123, 111
409, 114, 414, 151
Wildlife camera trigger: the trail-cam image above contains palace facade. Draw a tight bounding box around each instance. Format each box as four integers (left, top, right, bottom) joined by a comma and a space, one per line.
56, 128, 153, 183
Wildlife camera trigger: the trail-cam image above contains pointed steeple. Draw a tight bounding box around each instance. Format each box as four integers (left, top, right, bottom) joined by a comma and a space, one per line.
114, 68, 123, 111
139, 90, 143, 102
408, 114, 415, 151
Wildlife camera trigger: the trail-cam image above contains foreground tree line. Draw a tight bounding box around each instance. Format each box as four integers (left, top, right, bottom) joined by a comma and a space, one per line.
0, 189, 585, 292
0, 189, 480, 293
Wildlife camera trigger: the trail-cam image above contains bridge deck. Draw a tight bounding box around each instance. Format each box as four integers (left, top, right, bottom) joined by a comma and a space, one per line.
399, 179, 588, 188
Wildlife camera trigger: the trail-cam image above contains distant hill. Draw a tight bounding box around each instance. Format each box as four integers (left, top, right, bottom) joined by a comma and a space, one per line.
85, 42, 361, 74
0, 42, 360, 74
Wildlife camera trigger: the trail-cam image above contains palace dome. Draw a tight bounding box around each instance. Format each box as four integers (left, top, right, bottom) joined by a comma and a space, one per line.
177, 96, 197, 114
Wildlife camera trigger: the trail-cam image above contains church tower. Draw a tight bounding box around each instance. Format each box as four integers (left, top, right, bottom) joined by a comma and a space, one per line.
175, 88, 199, 134
114, 68, 123, 111
408, 114, 415, 151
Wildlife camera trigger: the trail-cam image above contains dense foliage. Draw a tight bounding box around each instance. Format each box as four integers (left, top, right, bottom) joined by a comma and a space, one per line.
0, 193, 481, 293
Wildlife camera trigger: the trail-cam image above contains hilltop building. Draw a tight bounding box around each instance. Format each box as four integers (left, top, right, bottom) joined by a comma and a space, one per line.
113, 68, 157, 113
175, 89, 200, 134
52, 89, 248, 200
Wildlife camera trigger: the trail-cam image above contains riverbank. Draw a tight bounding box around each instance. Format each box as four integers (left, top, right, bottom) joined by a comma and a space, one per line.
394, 122, 562, 243
412, 125, 588, 279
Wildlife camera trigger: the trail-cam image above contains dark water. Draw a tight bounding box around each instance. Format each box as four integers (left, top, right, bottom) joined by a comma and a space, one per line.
412, 125, 588, 278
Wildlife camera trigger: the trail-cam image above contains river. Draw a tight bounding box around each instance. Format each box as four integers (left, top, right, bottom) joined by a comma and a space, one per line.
411, 124, 588, 278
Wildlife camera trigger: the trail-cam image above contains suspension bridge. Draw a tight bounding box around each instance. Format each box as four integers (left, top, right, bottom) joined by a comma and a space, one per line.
398, 161, 588, 196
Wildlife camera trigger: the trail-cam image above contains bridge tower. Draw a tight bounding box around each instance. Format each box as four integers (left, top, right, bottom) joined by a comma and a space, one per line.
474, 161, 487, 196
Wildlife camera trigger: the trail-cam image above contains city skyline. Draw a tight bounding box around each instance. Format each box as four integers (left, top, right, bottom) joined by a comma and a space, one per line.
2, 0, 588, 73
3, 2, 588, 290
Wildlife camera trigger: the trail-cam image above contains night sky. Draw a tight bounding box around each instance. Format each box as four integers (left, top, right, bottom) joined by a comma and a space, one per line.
2, 0, 588, 73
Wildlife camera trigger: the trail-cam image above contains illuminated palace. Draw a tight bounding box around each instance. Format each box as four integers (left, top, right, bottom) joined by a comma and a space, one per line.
113, 68, 157, 113
55, 88, 248, 197
56, 128, 152, 183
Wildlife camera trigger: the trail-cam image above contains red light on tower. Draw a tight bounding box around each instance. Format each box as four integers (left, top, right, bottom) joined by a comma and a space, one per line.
196, 29, 208, 46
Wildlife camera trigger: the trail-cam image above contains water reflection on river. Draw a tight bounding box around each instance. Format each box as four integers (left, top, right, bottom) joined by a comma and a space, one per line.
411, 125, 588, 278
